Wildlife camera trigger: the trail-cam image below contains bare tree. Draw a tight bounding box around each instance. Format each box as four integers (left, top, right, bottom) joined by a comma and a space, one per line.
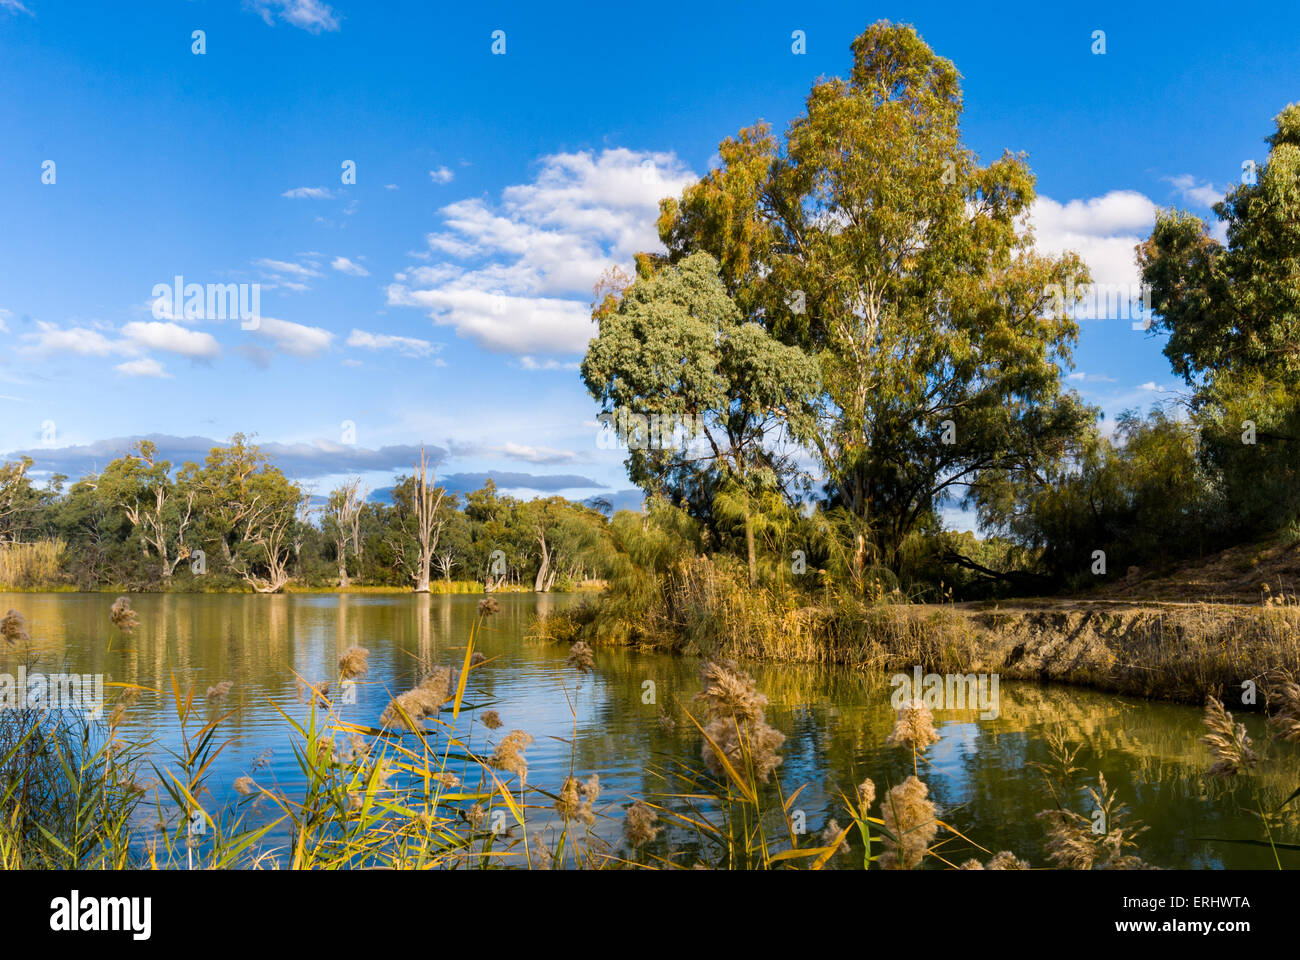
411, 446, 445, 593
327, 477, 366, 587
433, 550, 457, 583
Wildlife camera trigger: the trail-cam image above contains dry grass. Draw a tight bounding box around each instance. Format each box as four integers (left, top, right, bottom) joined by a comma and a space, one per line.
0, 539, 66, 589
537, 555, 1300, 704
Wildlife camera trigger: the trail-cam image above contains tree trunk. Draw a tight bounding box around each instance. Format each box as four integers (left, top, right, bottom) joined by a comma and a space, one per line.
533, 529, 550, 592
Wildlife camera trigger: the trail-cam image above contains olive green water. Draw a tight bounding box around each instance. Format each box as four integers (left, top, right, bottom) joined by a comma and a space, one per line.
4, 591, 1298, 869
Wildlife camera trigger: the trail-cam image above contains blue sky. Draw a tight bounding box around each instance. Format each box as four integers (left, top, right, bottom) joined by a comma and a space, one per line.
2, 0, 1298, 521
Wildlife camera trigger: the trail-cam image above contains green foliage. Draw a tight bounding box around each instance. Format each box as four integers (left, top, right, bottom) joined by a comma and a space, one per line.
654, 21, 1094, 574
1139, 103, 1300, 388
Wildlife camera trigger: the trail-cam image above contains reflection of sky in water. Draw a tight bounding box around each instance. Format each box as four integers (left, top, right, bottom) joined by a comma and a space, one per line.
3, 590, 1298, 868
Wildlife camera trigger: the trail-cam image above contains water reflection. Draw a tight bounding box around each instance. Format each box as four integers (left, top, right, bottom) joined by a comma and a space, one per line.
2, 591, 1296, 869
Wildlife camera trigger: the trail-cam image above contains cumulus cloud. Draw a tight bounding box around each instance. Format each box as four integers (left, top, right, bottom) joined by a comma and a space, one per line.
1166, 174, 1224, 208
346, 328, 439, 358
499, 442, 579, 465
429, 166, 455, 185
331, 256, 370, 276
283, 186, 334, 199
1031, 190, 1157, 293
520, 355, 580, 371
22, 320, 218, 360
388, 147, 697, 355
255, 257, 321, 279
250, 316, 334, 358
248, 0, 340, 33
115, 357, 170, 378
120, 321, 220, 358
1029, 189, 1163, 326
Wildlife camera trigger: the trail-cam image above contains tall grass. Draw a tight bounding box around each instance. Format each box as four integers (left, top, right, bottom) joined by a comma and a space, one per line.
0, 539, 66, 589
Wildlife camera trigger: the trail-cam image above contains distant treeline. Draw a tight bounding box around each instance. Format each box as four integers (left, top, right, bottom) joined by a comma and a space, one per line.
0, 436, 618, 593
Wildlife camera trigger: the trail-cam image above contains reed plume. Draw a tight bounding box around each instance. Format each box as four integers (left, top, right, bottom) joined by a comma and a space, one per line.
1266, 670, 1300, 743
566, 641, 595, 673
693, 660, 786, 783
338, 646, 369, 680
879, 775, 939, 870
886, 699, 940, 750
1200, 695, 1257, 776
489, 729, 534, 781
624, 800, 659, 847
1, 608, 29, 645
109, 597, 139, 634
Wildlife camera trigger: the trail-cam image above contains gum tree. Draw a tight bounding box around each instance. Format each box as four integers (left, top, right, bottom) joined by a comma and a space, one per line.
656, 21, 1092, 575
582, 252, 818, 585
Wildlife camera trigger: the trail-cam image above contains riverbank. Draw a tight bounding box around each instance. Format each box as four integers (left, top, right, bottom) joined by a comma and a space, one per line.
537, 591, 1300, 706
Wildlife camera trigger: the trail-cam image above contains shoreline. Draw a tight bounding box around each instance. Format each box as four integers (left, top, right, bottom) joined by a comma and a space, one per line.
537, 595, 1300, 707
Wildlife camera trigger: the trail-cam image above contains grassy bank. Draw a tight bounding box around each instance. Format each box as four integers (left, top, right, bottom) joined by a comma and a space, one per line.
534, 555, 1300, 705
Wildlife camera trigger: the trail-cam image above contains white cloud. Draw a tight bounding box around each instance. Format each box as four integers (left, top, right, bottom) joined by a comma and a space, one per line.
331, 256, 370, 276
22, 322, 118, 357
429, 166, 455, 185
346, 328, 438, 358
390, 148, 697, 354
120, 321, 221, 358
0, 308, 10, 333
384, 184, 399, 191
248, 0, 340, 33
283, 186, 334, 199
1031, 190, 1157, 293
500, 442, 579, 465
0, 0, 33, 16
115, 357, 171, 378
1066, 371, 1117, 384
256, 257, 321, 279
251, 316, 334, 358
520, 356, 580, 371
1166, 174, 1224, 208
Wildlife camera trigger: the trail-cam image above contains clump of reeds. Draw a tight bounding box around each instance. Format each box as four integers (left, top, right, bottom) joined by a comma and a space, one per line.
1, 608, 29, 645
109, 597, 139, 634
338, 646, 369, 680
1200, 695, 1257, 776
205, 681, 234, 701
566, 641, 595, 673
1038, 772, 1149, 870
1266, 670, 1300, 743
623, 800, 659, 847
478, 597, 500, 617
380, 666, 456, 731
960, 850, 1029, 870
879, 775, 940, 870
480, 709, 503, 730
233, 776, 257, 796
489, 730, 533, 781
555, 774, 600, 825
693, 660, 786, 783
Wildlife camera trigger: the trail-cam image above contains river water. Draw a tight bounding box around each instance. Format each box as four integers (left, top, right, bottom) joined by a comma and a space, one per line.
3, 591, 1297, 869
